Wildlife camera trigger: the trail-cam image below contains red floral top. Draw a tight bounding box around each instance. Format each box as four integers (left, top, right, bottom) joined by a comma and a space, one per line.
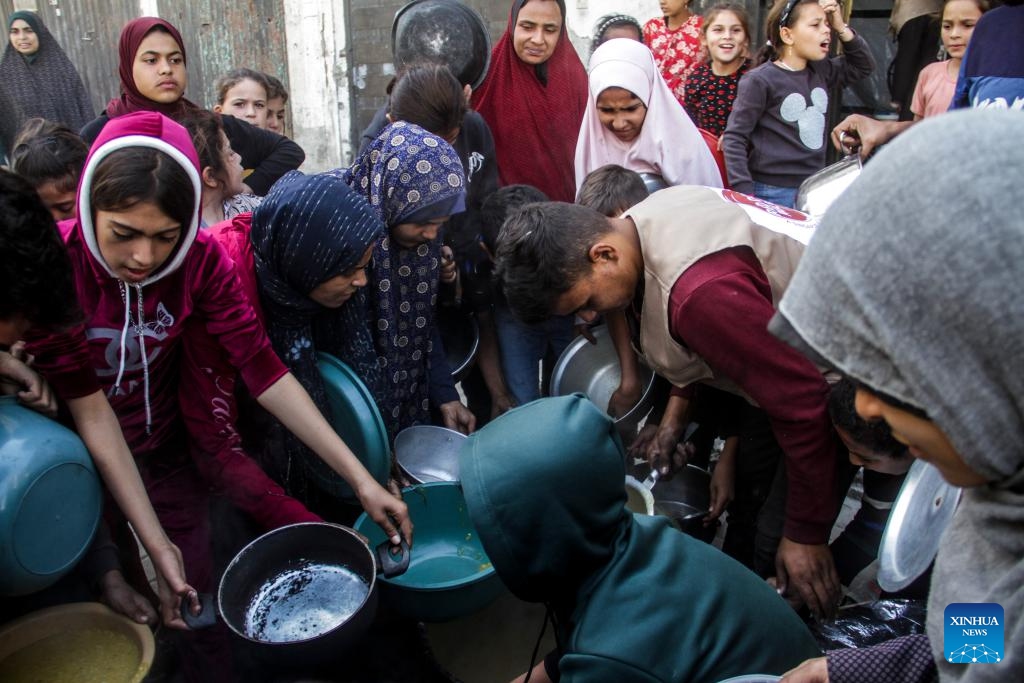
684, 60, 751, 136
643, 14, 704, 105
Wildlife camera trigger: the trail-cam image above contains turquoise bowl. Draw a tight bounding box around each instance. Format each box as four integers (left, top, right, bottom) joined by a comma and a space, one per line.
311, 353, 391, 502
354, 482, 505, 622
0, 396, 101, 596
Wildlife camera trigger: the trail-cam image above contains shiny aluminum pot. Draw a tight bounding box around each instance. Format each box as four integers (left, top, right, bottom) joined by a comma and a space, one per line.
549, 325, 656, 443
796, 153, 862, 219
395, 424, 466, 484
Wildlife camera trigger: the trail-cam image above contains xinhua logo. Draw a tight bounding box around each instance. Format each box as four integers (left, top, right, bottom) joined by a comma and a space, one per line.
944, 603, 1004, 664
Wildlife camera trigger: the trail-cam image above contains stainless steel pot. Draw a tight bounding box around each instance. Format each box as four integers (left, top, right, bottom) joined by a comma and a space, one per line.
395, 424, 466, 484
795, 153, 862, 219
549, 325, 656, 442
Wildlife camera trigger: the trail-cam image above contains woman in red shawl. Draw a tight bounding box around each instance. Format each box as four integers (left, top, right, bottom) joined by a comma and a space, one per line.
471, 0, 587, 203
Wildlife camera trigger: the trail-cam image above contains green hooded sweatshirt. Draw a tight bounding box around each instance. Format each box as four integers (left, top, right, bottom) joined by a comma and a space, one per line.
460, 395, 820, 682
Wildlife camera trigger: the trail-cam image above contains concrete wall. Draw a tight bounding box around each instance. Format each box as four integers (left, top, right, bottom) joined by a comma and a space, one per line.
2, 0, 774, 173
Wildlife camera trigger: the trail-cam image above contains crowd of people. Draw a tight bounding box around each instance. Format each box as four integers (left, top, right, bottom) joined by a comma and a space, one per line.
1, 0, 1021, 681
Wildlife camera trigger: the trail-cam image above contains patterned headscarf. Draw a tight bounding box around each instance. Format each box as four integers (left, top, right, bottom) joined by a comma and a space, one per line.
250, 170, 385, 490
0, 11, 94, 151
338, 121, 466, 439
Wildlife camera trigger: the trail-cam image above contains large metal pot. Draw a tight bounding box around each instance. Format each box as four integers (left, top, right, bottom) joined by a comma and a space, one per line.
0, 396, 102, 596
549, 325, 657, 442
187, 523, 407, 669
392, 0, 492, 89
625, 460, 717, 544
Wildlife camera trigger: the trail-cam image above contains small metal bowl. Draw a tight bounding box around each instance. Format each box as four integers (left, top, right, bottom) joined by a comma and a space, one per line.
395, 425, 467, 484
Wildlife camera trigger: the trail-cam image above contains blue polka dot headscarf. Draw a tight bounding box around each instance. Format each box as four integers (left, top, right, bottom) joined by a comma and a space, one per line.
343, 120, 466, 227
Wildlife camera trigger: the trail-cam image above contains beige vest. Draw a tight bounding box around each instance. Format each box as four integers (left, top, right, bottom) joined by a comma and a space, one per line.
625, 186, 815, 393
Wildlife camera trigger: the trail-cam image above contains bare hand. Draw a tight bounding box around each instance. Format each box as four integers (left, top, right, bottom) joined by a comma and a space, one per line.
574, 320, 597, 344
440, 400, 476, 435
608, 382, 641, 419
148, 542, 199, 630
0, 349, 57, 417
818, 0, 845, 31
100, 569, 158, 625
782, 657, 830, 683
358, 480, 414, 547
490, 392, 516, 420
646, 422, 686, 477
627, 424, 658, 459
775, 538, 841, 620
440, 246, 457, 285
707, 453, 736, 525
831, 114, 906, 159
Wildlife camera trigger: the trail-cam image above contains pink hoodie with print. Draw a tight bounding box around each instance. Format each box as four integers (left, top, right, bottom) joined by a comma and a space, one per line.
26, 111, 317, 527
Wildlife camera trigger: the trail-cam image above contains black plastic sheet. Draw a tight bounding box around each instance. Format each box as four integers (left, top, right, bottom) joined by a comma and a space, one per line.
812, 599, 927, 650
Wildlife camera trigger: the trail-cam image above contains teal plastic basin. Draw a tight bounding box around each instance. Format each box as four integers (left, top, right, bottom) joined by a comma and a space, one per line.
311, 353, 391, 502
354, 482, 505, 622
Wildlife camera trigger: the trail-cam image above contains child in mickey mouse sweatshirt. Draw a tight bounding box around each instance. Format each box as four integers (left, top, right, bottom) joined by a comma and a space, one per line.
721, 0, 874, 207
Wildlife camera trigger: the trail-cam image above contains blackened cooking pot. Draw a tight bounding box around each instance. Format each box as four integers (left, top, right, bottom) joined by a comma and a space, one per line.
392, 0, 492, 89
184, 523, 407, 669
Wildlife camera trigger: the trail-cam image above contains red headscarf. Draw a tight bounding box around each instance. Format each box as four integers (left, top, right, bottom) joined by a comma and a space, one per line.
471, 0, 587, 203
105, 17, 199, 119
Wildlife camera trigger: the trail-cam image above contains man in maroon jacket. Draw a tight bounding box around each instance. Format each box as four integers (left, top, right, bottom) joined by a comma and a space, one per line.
495, 186, 844, 618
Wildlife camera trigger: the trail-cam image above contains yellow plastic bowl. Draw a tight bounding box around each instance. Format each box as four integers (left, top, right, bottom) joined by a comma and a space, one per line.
0, 602, 154, 683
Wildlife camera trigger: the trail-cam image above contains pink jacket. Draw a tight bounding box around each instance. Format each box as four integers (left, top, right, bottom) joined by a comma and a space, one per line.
27, 112, 316, 528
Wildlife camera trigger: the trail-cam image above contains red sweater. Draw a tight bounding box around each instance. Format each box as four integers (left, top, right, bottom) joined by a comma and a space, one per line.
669, 247, 839, 545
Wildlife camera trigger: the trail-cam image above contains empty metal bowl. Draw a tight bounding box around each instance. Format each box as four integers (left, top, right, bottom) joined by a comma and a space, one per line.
549, 325, 656, 437
395, 425, 467, 484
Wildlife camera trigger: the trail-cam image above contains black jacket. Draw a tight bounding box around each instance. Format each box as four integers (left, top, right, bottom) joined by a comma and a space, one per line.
81, 113, 304, 196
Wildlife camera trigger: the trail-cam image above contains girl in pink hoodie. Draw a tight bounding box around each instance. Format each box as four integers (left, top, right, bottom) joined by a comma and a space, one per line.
26, 111, 411, 679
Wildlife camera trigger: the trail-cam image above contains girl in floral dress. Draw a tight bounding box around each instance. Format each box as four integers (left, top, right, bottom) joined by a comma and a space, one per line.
643, 0, 703, 104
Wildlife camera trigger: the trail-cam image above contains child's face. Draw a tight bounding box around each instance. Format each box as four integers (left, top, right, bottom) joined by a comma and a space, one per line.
265, 96, 286, 133
132, 31, 187, 104
703, 11, 748, 66
390, 217, 448, 249
659, 0, 690, 20
96, 200, 182, 284
596, 87, 647, 143
835, 426, 912, 476
601, 24, 642, 43
9, 19, 39, 56
308, 244, 375, 308
216, 131, 245, 196
781, 3, 832, 63
35, 180, 77, 221
513, 0, 562, 66
854, 388, 988, 487
216, 78, 268, 128
941, 0, 982, 61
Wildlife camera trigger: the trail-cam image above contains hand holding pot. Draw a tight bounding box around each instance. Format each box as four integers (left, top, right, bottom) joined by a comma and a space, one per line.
149, 541, 200, 629
358, 479, 414, 548
0, 347, 57, 417
440, 400, 476, 435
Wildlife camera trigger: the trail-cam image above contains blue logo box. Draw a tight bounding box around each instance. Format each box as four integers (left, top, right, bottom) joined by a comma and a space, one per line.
944, 603, 1004, 664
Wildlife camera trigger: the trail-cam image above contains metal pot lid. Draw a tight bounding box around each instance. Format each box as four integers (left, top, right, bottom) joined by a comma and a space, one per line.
392, 0, 492, 90
877, 459, 962, 592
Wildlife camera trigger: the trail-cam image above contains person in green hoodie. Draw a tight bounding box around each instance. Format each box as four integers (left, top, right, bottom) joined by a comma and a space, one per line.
460, 393, 821, 683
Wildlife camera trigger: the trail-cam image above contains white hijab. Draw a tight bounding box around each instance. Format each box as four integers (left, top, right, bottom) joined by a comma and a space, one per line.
574, 38, 722, 194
